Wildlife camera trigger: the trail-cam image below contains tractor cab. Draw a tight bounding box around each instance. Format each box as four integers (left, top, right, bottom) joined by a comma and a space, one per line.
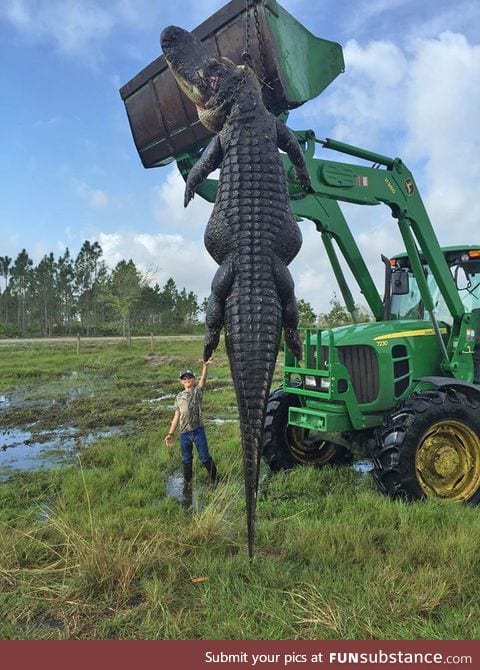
389, 246, 480, 326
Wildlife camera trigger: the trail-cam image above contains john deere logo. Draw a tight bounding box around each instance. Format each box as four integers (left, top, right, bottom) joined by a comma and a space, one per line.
404, 178, 415, 196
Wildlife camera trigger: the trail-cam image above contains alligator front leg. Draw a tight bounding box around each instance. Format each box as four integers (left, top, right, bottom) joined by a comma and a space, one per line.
276, 119, 313, 193
184, 135, 223, 207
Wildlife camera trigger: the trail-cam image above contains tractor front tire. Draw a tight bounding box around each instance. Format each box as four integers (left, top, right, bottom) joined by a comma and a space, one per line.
372, 389, 480, 503
262, 388, 352, 471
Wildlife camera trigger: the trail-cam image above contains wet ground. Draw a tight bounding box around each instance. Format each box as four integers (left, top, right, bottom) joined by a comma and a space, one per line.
1, 380, 372, 491
0, 423, 127, 479
0, 383, 130, 480
163, 471, 206, 510
164, 459, 373, 512
352, 460, 372, 474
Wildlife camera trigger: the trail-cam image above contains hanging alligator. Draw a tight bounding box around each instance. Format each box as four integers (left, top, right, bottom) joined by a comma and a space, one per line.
161, 26, 312, 557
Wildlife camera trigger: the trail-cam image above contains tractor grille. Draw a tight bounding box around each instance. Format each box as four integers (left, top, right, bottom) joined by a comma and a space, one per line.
319, 344, 379, 404
338, 345, 379, 403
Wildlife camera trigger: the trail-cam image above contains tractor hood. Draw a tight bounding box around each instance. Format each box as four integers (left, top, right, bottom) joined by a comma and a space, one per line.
317, 319, 448, 348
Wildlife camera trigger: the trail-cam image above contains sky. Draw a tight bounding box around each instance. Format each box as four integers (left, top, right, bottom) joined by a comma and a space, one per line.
1, 0, 480, 314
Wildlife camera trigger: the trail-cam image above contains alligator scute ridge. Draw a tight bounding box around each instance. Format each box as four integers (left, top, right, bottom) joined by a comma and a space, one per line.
161, 26, 312, 557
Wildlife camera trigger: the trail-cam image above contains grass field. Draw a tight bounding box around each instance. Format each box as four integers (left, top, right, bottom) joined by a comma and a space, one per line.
0, 337, 480, 639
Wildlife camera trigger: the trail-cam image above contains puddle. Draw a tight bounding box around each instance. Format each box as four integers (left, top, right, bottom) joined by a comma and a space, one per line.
0, 424, 128, 479
0, 374, 109, 412
353, 460, 372, 474
164, 471, 204, 510
142, 393, 177, 403
209, 418, 239, 425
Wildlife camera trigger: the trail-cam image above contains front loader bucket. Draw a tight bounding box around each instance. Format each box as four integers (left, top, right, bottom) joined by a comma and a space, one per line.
119, 0, 344, 168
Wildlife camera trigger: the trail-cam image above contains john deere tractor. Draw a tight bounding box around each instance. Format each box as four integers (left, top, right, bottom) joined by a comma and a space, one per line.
120, 0, 480, 504
262, 134, 480, 504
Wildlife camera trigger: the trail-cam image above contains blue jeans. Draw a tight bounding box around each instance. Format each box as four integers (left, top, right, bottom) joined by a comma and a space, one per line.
180, 425, 211, 464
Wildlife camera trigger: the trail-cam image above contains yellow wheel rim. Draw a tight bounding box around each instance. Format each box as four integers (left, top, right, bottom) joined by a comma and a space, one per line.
287, 426, 337, 466
416, 419, 480, 501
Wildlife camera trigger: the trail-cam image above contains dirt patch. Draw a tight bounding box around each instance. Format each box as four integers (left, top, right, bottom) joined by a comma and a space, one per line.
144, 354, 180, 366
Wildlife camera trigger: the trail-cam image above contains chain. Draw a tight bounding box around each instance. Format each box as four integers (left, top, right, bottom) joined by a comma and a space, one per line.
222, 0, 252, 107
252, 1, 271, 89
227, 0, 271, 108
244, 0, 252, 64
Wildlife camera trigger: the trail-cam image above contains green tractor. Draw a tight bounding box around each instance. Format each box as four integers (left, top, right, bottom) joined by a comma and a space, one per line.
120, 0, 480, 503
262, 131, 480, 504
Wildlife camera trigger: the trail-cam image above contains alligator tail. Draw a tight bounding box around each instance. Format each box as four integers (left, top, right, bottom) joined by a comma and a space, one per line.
204, 256, 301, 556
224, 267, 283, 557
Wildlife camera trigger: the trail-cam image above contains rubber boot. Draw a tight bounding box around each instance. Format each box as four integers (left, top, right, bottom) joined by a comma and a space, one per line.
182, 462, 193, 509
203, 458, 218, 485
183, 461, 193, 484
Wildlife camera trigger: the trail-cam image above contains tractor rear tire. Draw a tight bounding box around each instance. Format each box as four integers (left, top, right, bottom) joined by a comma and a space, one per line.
372, 388, 480, 503
262, 388, 352, 471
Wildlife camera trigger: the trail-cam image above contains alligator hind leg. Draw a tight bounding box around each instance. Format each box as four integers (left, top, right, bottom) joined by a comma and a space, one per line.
273, 258, 303, 360
204, 257, 234, 360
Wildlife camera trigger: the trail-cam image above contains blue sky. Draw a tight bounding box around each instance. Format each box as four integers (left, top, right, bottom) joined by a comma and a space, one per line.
1, 0, 480, 313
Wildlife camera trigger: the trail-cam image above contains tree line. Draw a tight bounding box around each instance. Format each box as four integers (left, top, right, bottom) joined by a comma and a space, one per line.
0, 242, 371, 339
0, 242, 201, 338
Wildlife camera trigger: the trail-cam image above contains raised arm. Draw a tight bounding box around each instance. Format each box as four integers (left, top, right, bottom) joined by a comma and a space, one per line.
184, 135, 223, 207
275, 119, 313, 192
198, 357, 213, 389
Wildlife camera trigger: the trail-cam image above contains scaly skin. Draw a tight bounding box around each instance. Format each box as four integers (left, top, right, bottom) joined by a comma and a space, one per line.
161, 26, 312, 556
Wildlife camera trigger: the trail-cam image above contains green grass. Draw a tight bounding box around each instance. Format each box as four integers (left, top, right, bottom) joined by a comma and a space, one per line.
1, 337, 480, 639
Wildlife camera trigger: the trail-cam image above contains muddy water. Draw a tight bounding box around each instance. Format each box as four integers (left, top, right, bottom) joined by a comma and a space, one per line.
0, 375, 135, 478
162, 471, 205, 510
0, 426, 76, 472
352, 460, 372, 474
0, 425, 126, 478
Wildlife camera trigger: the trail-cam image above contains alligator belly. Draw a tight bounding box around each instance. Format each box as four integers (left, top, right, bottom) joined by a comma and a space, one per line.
224, 268, 282, 400
205, 195, 302, 266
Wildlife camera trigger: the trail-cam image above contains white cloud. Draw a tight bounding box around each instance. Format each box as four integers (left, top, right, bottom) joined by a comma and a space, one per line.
97, 230, 217, 300
405, 1, 480, 42
73, 179, 109, 209
297, 38, 409, 149
290, 29, 480, 314
152, 166, 213, 231
402, 32, 480, 243
122, 165, 216, 296
1, 0, 114, 61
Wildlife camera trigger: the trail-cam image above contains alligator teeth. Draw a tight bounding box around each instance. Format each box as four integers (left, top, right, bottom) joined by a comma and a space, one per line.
209, 75, 219, 90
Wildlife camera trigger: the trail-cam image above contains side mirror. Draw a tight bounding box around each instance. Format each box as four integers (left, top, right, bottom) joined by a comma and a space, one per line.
392, 269, 410, 295
454, 265, 470, 291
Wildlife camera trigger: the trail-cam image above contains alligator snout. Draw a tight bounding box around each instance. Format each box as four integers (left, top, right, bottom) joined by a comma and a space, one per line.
161, 26, 216, 107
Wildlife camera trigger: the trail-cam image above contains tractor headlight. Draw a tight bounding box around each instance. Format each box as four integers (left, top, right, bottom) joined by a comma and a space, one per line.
320, 377, 330, 391
304, 375, 330, 391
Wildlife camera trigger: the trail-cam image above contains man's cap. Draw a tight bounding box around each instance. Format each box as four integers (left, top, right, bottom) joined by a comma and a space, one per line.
179, 369, 195, 380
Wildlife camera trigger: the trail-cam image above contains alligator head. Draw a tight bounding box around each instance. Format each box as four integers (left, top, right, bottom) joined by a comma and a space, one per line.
161, 25, 245, 132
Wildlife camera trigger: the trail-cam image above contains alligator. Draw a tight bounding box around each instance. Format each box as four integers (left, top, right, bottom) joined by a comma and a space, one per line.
161, 26, 312, 557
